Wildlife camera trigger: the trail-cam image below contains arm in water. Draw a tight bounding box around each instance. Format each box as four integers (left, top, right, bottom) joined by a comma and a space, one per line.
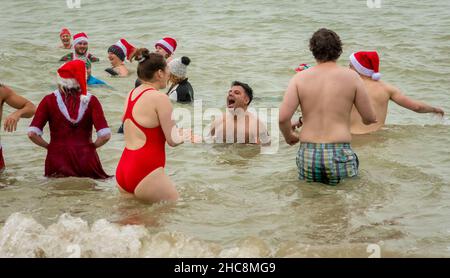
279, 76, 300, 145
27, 96, 50, 149
388, 83, 444, 117
91, 96, 111, 148
354, 74, 377, 125
156, 93, 184, 147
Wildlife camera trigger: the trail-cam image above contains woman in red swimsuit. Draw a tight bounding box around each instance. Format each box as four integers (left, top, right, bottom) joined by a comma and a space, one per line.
116, 49, 185, 203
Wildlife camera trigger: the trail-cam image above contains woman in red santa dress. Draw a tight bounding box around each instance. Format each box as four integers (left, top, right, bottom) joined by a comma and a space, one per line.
28, 60, 111, 179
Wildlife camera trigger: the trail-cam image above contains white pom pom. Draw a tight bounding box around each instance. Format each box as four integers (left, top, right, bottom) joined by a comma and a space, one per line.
81, 94, 89, 104
372, 72, 381, 81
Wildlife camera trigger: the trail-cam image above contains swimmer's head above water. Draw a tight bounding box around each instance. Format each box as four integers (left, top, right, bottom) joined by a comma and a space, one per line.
131, 48, 169, 90
107, 39, 136, 64
155, 37, 177, 59
60, 28, 71, 47
72, 32, 89, 56
227, 81, 253, 111
349, 51, 382, 81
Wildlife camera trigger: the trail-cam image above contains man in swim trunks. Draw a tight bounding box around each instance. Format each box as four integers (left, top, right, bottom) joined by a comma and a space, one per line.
60, 32, 99, 63
209, 81, 270, 145
0, 82, 36, 172
59, 28, 72, 49
349, 51, 445, 134
279, 28, 377, 185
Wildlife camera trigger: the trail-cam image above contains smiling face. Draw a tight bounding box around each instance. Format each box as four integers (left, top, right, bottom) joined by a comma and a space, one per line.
155, 45, 170, 58
60, 34, 71, 44
108, 52, 122, 66
227, 85, 249, 110
74, 41, 88, 56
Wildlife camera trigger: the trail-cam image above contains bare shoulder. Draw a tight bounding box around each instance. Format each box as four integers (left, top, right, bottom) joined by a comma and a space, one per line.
340, 67, 361, 80
145, 90, 170, 106
378, 81, 399, 96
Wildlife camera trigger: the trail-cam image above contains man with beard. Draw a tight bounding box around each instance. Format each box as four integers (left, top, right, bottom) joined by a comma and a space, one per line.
59, 32, 99, 63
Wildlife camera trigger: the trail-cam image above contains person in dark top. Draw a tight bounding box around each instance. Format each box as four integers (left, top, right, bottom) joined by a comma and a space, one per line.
167, 56, 194, 103
119, 56, 194, 134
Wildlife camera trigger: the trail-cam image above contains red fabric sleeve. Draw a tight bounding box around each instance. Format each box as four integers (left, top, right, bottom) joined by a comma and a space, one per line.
29, 95, 51, 131
90, 95, 109, 132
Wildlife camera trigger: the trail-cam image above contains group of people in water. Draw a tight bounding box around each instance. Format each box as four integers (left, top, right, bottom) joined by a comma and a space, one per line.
0, 27, 444, 203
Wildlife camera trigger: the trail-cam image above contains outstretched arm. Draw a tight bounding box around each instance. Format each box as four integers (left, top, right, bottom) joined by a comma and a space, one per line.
0, 84, 36, 132
279, 77, 300, 145
389, 84, 444, 117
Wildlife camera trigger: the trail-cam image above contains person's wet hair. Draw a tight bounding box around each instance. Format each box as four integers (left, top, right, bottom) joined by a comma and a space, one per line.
232, 81, 253, 105
131, 48, 167, 82
309, 28, 343, 62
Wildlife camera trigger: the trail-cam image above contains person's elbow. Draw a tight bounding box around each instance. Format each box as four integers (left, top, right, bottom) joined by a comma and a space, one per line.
100, 133, 111, 142
362, 115, 377, 125
166, 138, 182, 147
25, 102, 37, 118
279, 113, 291, 126
27, 131, 39, 141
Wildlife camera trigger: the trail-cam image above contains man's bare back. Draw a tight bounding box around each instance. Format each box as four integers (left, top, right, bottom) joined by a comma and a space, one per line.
280, 62, 376, 144
351, 78, 444, 134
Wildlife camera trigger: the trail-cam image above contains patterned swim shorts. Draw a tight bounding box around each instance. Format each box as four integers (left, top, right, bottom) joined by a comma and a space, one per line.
296, 143, 359, 185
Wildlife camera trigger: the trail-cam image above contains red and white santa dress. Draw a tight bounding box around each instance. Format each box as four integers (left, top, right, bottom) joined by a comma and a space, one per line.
28, 60, 111, 179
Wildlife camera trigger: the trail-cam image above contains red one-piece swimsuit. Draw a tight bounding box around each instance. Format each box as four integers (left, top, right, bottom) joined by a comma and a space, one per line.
116, 88, 166, 193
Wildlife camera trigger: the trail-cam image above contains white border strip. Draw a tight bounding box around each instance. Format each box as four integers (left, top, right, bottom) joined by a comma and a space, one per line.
156, 39, 174, 54
28, 126, 43, 136
115, 40, 127, 57
97, 128, 111, 137
350, 53, 374, 77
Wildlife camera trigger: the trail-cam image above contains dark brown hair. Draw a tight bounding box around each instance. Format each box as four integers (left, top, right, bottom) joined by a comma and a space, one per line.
131, 48, 167, 81
309, 28, 343, 62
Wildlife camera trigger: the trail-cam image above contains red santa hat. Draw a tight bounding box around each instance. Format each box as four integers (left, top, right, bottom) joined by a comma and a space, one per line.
57, 60, 88, 102
60, 28, 71, 37
72, 32, 89, 46
155, 37, 177, 55
108, 39, 136, 61
349, 51, 381, 80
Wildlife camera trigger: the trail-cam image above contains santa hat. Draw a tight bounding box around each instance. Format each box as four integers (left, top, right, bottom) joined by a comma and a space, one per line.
349, 51, 381, 80
57, 60, 88, 102
108, 39, 136, 61
60, 28, 71, 37
155, 37, 177, 55
72, 32, 88, 47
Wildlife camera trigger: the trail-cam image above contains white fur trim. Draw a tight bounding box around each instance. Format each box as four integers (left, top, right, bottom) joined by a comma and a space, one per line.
57, 76, 80, 89
53, 90, 92, 124
371, 72, 381, 81
28, 126, 43, 136
96, 128, 111, 137
156, 39, 174, 53
115, 40, 127, 57
73, 37, 88, 47
350, 53, 374, 77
